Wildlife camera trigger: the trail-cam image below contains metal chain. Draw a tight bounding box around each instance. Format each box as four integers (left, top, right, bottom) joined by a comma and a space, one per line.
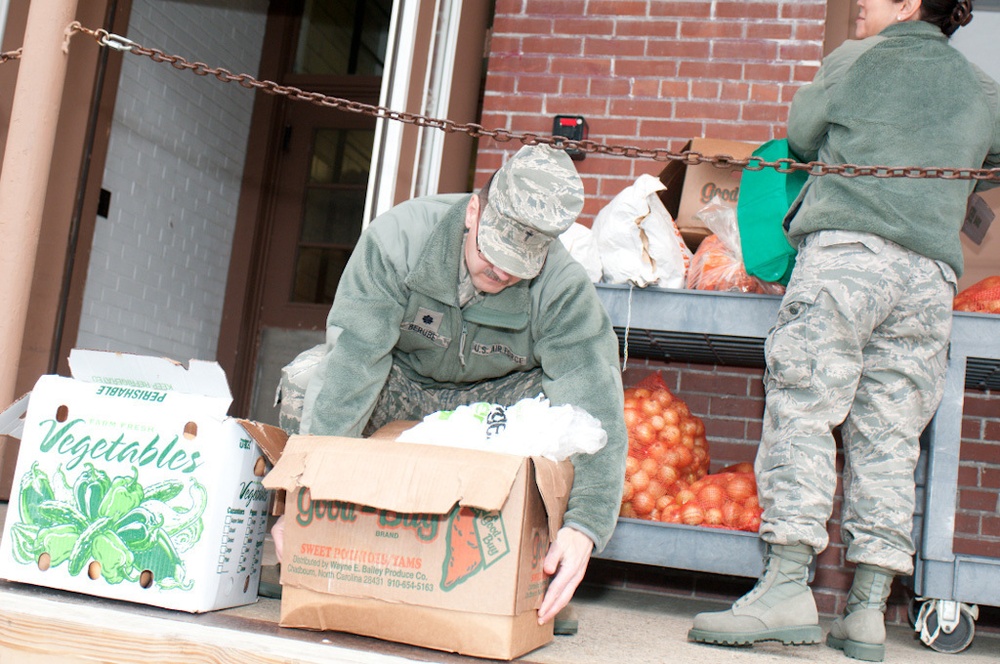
0, 48, 22, 64
66, 23, 1000, 182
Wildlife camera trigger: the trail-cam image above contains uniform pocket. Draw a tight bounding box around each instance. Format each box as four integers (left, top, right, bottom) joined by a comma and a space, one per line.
764, 290, 820, 390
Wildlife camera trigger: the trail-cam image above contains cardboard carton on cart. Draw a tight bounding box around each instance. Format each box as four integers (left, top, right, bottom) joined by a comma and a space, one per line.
263, 429, 575, 660
0, 349, 286, 613
657, 137, 759, 249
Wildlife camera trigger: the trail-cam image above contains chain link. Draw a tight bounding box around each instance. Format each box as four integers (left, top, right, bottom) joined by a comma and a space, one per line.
64, 24, 1000, 182
0, 48, 22, 64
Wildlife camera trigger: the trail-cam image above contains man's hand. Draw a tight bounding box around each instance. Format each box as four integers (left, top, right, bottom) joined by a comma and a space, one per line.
537, 526, 594, 624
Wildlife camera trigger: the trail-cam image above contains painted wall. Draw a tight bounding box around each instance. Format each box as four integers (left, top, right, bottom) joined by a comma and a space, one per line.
75, 0, 267, 361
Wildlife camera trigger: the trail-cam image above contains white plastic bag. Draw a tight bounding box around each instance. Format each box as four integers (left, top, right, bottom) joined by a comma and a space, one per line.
559, 222, 603, 282
395, 395, 607, 461
592, 173, 692, 288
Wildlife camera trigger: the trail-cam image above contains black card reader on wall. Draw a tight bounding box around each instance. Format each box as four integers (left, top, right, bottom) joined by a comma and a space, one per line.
552, 115, 588, 161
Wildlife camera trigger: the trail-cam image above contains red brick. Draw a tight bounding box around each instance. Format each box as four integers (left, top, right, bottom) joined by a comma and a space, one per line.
780, 42, 824, 62
714, 40, 778, 62
640, 119, 705, 141
587, 78, 631, 97
953, 536, 1000, 558
984, 468, 1000, 489
689, 80, 720, 100
551, 57, 612, 76
743, 103, 790, 123
523, 0, 587, 16
962, 441, 1000, 463
678, 61, 745, 81
490, 35, 522, 54
487, 53, 550, 73
722, 81, 751, 101
647, 39, 711, 59
958, 464, 981, 487
955, 512, 981, 537
488, 73, 517, 94
522, 35, 584, 56
814, 590, 841, 616
793, 64, 821, 82
962, 390, 1000, 418
559, 18, 616, 36
962, 416, 983, 439
516, 75, 563, 94
588, 0, 648, 16
716, 2, 780, 20
985, 419, 1000, 442
676, 100, 741, 121
813, 567, 853, 593
748, 23, 794, 40
796, 22, 827, 42
680, 20, 746, 40
616, 18, 679, 38
492, 15, 553, 36
781, 84, 804, 104
745, 62, 793, 83
781, 3, 827, 21
984, 514, 1000, 537
628, 78, 661, 98
649, 2, 712, 19
560, 78, 590, 95
585, 37, 645, 57
710, 396, 767, 419
681, 371, 752, 396
610, 98, 675, 120
597, 117, 641, 138
959, 488, 999, 512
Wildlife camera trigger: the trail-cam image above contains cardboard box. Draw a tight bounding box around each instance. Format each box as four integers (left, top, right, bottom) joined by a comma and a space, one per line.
0, 349, 286, 613
263, 432, 575, 660
959, 188, 1000, 292
656, 138, 759, 249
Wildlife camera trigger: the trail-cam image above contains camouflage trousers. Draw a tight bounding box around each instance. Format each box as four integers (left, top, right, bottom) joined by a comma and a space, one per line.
277, 339, 543, 437
756, 230, 956, 575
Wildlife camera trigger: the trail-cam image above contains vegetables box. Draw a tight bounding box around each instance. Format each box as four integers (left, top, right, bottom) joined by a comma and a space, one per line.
0, 349, 286, 613
263, 430, 574, 660
656, 137, 758, 250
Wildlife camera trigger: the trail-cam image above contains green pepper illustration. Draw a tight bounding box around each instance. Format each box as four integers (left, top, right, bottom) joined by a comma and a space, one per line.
91, 530, 135, 584
132, 528, 191, 590
142, 479, 184, 504
113, 506, 163, 553
74, 463, 111, 520
98, 466, 144, 522
18, 462, 55, 526
67, 516, 110, 577
36, 500, 89, 532
9, 522, 41, 564
37, 523, 82, 568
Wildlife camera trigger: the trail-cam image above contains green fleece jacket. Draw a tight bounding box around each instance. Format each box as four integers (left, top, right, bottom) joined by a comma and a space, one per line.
307, 193, 627, 552
786, 21, 1000, 276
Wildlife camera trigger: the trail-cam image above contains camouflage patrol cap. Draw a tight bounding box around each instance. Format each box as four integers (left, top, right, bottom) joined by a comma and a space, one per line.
478, 144, 584, 279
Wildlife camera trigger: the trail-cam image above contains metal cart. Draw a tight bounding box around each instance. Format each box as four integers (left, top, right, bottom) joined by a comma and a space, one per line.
592, 284, 1000, 653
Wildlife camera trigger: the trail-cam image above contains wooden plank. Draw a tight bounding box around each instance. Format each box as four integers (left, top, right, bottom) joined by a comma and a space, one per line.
0, 586, 421, 664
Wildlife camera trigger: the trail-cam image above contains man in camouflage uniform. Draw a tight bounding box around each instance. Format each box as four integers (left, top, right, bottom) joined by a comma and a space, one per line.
276, 144, 627, 627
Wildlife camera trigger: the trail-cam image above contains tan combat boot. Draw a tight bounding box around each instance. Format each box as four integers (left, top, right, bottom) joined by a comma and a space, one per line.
688, 543, 822, 646
826, 563, 894, 662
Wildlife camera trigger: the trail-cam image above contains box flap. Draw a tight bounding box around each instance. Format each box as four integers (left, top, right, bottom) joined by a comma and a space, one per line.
263, 435, 526, 514
68, 349, 232, 406
0, 393, 29, 439
531, 457, 574, 538
236, 419, 288, 465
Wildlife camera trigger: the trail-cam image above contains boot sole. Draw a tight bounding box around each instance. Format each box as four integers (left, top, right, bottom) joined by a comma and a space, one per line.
688, 625, 822, 646
826, 632, 885, 662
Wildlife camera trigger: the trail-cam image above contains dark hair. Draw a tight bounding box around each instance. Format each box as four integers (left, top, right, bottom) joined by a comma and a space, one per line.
919, 0, 974, 36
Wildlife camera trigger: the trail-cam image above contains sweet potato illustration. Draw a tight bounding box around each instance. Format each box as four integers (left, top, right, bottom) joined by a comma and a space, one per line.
440, 506, 483, 591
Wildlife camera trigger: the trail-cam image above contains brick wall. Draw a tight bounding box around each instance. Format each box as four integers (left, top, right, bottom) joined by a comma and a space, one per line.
477, 0, 827, 222
75, 0, 267, 361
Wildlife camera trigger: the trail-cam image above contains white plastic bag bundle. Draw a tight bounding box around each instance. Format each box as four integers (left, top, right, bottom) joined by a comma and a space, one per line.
559, 222, 603, 282
592, 173, 692, 288
395, 395, 607, 461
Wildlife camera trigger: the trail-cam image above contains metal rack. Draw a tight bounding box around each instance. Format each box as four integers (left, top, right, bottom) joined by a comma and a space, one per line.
592, 284, 1000, 653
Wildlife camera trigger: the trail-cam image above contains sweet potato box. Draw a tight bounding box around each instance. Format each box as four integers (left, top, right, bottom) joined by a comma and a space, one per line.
263, 424, 575, 660
0, 349, 286, 612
